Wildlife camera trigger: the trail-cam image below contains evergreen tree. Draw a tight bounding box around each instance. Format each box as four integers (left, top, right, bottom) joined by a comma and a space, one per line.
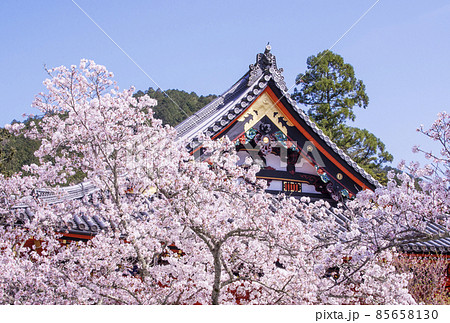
293, 50, 393, 184
333, 125, 393, 184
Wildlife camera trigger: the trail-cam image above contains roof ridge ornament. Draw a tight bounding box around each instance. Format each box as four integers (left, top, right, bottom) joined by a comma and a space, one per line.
248, 44, 283, 86
263, 43, 273, 65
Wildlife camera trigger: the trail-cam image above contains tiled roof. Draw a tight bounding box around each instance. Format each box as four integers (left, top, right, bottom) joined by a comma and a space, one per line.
398, 222, 450, 254
13, 206, 107, 235
326, 208, 450, 254
7, 182, 450, 253
175, 45, 381, 189
13, 181, 99, 208
11, 182, 104, 235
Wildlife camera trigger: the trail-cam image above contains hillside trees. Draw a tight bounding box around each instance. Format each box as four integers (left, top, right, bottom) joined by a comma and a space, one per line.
293, 50, 393, 184
1, 60, 448, 305
134, 88, 217, 126
0, 89, 215, 177
0, 128, 13, 174
0, 118, 40, 176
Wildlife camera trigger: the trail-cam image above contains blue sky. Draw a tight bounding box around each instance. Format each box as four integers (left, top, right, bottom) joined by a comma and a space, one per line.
1, 0, 449, 166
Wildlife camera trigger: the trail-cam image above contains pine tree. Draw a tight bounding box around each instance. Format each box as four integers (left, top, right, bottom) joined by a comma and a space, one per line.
293, 50, 393, 184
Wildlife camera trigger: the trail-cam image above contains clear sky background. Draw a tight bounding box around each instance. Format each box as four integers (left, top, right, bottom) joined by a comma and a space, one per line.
1, 0, 449, 167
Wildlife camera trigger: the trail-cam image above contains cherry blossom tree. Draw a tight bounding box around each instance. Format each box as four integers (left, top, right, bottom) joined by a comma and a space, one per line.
316, 112, 450, 305
3, 60, 448, 305
0, 61, 326, 304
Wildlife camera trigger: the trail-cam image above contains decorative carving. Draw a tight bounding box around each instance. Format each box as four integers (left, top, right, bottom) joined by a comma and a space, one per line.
259, 123, 271, 134
237, 92, 293, 135
248, 63, 262, 86
273, 131, 299, 152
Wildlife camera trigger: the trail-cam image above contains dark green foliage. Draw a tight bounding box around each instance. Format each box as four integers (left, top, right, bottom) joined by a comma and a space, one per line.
135, 88, 217, 126
333, 125, 393, 185
1, 116, 88, 183
293, 50, 392, 185
0, 118, 40, 176
382, 165, 403, 186
0, 128, 15, 176
293, 50, 369, 133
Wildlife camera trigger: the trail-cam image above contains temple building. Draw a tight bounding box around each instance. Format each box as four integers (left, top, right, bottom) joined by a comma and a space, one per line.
11, 46, 450, 259
175, 45, 450, 258
176, 45, 379, 203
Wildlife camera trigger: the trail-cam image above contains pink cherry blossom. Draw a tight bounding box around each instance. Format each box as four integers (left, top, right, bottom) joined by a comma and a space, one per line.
1, 60, 448, 305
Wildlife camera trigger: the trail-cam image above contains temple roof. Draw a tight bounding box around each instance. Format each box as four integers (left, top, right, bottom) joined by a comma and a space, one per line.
175, 45, 381, 189
5, 47, 448, 254
9, 185, 450, 254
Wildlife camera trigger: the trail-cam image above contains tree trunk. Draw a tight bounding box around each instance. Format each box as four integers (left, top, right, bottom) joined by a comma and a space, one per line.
211, 245, 221, 305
